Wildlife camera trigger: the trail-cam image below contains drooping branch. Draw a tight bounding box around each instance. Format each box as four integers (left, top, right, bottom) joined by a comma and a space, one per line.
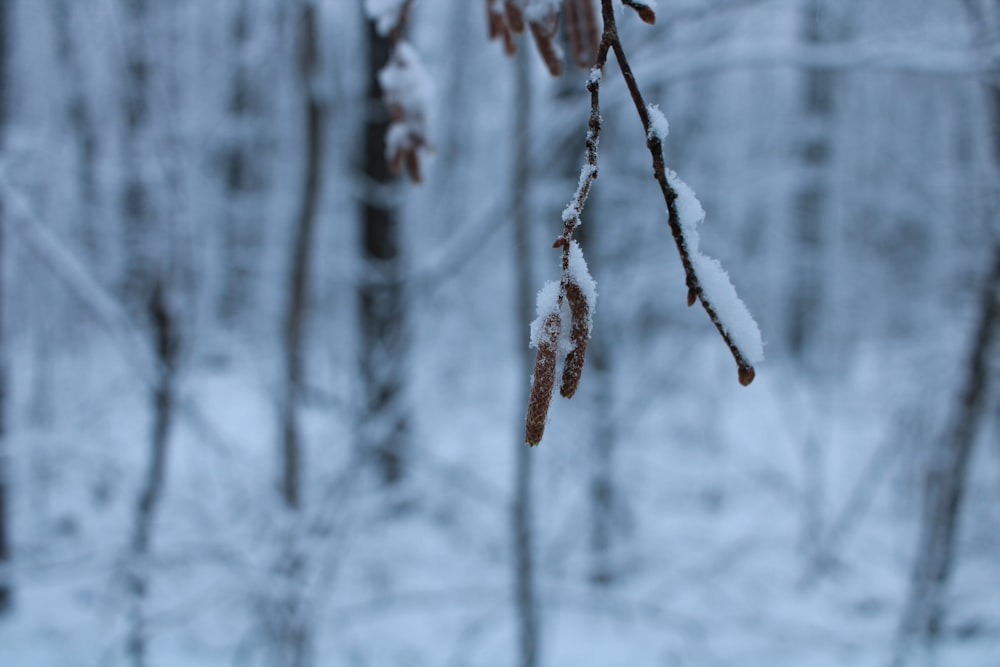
522, 0, 762, 445
600, 0, 760, 385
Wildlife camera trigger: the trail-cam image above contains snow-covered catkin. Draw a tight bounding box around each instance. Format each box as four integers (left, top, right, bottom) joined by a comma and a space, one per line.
525, 311, 560, 446
560, 280, 590, 398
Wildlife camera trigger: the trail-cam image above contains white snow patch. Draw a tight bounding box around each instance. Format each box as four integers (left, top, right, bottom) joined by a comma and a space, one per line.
666, 170, 764, 363
647, 104, 669, 141
562, 163, 598, 223
378, 41, 431, 159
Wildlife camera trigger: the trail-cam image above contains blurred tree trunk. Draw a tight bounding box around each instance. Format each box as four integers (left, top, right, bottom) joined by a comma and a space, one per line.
218, 0, 266, 329
119, 0, 155, 317
787, 0, 837, 361
49, 0, 101, 263
511, 45, 539, 667
0, 0, 9, 617
280, 0, 324, 513
897, 93, 1000, 663
358, 18, 408, 487
126, 282, 178, 667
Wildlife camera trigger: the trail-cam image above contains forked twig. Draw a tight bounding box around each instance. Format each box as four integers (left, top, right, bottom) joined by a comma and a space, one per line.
523, 0, 762, 445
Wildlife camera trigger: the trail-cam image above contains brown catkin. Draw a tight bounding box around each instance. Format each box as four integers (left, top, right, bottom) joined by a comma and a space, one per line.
528, 13, 563, 76
525, 312, 561, 445
504, 0, 525, 33
565, 0, 599, 69
560, 280, 590, 398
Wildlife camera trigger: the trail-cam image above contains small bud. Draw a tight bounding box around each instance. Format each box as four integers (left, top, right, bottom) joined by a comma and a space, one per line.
623, 0, 657, 24
552, 236, 567, 249
738, 365, 755, 386
687, 288, 697, 307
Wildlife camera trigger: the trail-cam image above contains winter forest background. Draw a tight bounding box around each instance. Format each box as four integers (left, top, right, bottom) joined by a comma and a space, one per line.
1, 0, 999, 665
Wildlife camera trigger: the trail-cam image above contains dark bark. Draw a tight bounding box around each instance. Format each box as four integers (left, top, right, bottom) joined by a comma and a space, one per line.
898, 242, 1000, 651
359, 19, 408, 486
127, 281, 179, 667
787, 0, 836, 360
50, 0, 101, 261
511, 44, 539, 667
218, 0, 266, 328
119, 0, 154, 317
281, 0, 324, 512
0, 0, 10, 617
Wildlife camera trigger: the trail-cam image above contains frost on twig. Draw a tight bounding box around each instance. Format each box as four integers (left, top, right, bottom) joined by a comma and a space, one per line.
521, 0, 762, 445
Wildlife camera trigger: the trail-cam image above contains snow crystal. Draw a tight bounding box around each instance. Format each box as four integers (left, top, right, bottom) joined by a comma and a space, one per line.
665, 170, 764, 364
588, 68, 602, 85
364, 0, 408, 36
647, 104, 669, 142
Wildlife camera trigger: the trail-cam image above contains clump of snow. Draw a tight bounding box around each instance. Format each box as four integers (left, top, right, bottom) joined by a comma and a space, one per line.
378, 41, 430, 160
647, 104, 669, 142
364, 0, 408, 36
529, 242, 599, 359
665, 170, 765, 364
588, 68, 602, 85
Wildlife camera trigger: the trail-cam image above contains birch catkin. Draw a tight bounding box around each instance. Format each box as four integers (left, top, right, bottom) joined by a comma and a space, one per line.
525, 311, 561, 445
560, 280, 590, 398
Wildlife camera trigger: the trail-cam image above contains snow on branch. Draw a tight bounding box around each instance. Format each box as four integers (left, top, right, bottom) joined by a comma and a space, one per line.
521, 0, 762, 445
365, 0, 430, 182
379, 41, 431, 182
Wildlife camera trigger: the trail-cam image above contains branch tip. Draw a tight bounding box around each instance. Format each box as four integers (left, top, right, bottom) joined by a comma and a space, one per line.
738, 365, 755, 387
622, 0, 656, 24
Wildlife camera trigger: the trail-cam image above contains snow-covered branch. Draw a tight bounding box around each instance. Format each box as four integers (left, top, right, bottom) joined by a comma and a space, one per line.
523, 0, 764, 445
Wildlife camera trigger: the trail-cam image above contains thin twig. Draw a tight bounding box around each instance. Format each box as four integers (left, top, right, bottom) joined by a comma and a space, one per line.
599, 0, 756, 384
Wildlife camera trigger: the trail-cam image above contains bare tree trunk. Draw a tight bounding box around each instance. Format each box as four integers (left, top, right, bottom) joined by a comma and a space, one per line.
787, 0, 837, 361
511, 44, 539, 667
126, 281, 178, 667
358, 18, 408, 487
0, 0, 10, 618
897, 242, 1000, 657
266, 7, 324, 666
49, 0, 101, 262
119, 0, 155, 318
281, 0, 324, 513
